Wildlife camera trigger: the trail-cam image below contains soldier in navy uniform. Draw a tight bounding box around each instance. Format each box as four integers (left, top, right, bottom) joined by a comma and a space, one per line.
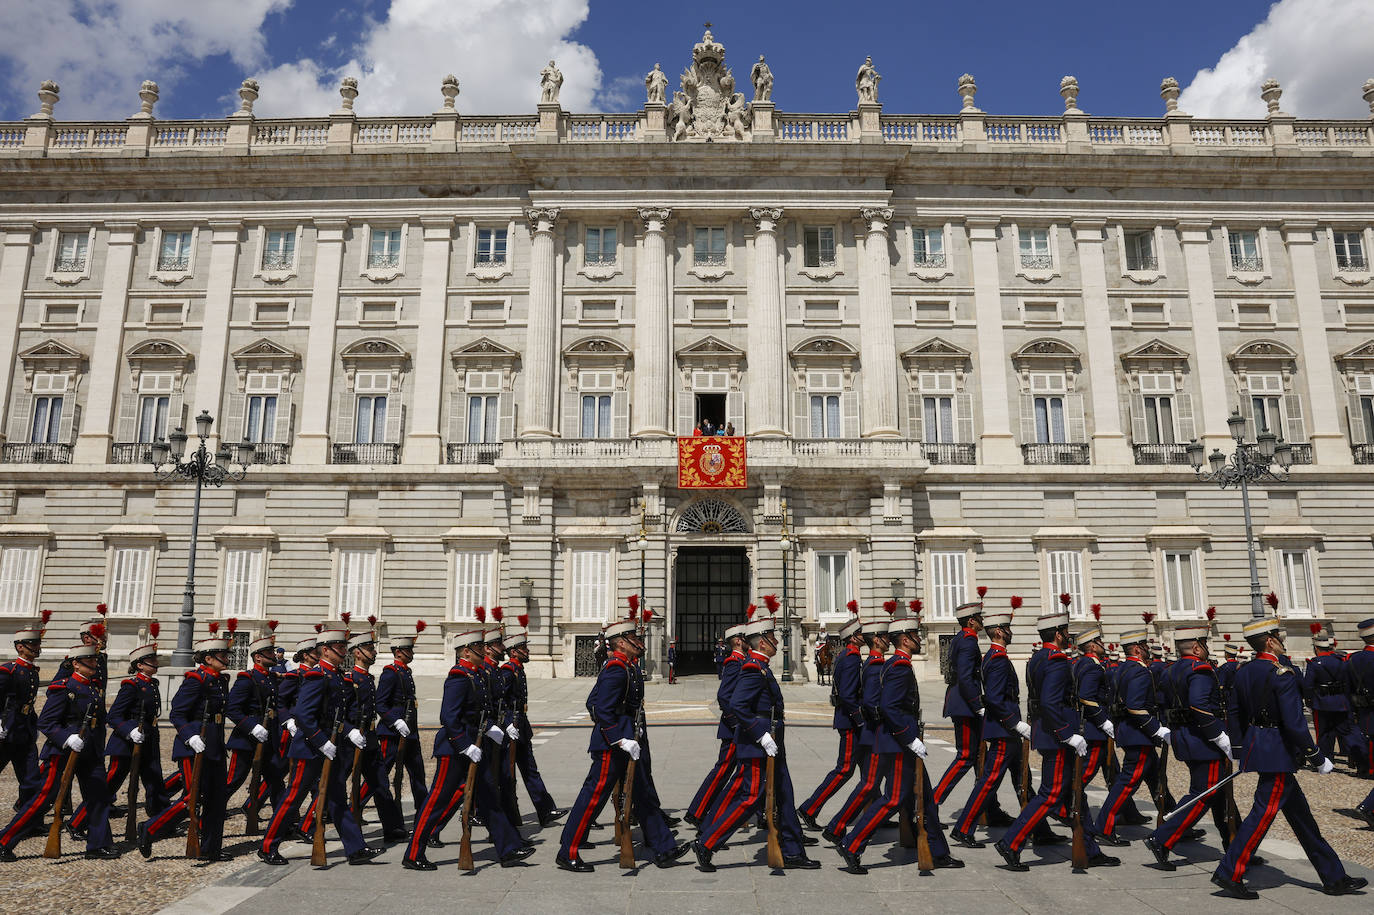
347, 624, 407, 842
1218, 637, 1243, 744
497, 616, 564, 828
995, 606, 1120, 872
1211, 615, 1366, 899
257, 625, 383, 866
934, 600, 995, 818
1347, 617, 1374, 824
480, 616, 523, 837
686, 621, 746, 827
224, 621, 283, 815
1143, 622, 1234, 869
1097, 626, 1169, 838
374, 621, 428, 820
54, 610, 110, 693
556, 613, 689, 872
838, 607, 961, 874
798, 607, 864, 830
1068, 622, 1127, 845
1304, 625, 1359, 767
0, 632, 116, 860
402, 626, 531, 870
823, 610, 890, 845
0, 613, 49, 813
693, 609, 819, 872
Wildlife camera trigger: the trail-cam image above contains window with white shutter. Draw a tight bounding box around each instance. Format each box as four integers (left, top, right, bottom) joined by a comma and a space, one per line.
335, 548, 378, 619
451, 550, 493, 621
1276, 549, 1315, 618
1046, 549, 1086, 620
108, 547, 152, 616
570, 549, 612, 622
928, 551, 968, 621
0, 545, 41, 617
1161, 549, 1200, 619
220, 547, 265, 618
814, 552, 851, 620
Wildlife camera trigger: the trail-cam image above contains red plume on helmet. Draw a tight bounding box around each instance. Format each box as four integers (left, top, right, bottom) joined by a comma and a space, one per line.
367, 615, 378, 627
89, 622, 106, 641
1223, 633, 1231, 642
208, 621, 220, 635
1266, 592, 1279, 610
909, 599, 922, 616
1142, 612, 1156, 625
491, 606, 503, 623
474, 606, 486, 623
628, 594, 640, 613
1010, 595, 1023, 610
96, 602, 108, 617
1206, 606, 1217, 622
1310, 622, 1324, 635
226, 617, 239, 634
40, 608, 53, 625
518, 613, 529, 628
643, 607, 654, 622
976, 586, 988, 600
846, 599, 859, 614
746, 603, 758, 620
415, 620, 427, 634
763, 594, 780, 613
340, 612, 351, 627
1059, 593, 1072, 608
1090, 603, 1102, 622
149, 621, 160, 639
314, 623, 323, 633
267, 619, 279, 632
883, 599, 897, 614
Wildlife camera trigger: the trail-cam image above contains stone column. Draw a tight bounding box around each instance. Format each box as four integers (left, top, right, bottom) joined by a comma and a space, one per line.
0, 225, 35, 442
966, 217, 1018, 463
1176, 220, 1231, 451
74, 222, 138, 463
633, 207, 672, 437
407, 216, 455, 463
521, 207, 560, 438
746, 207, 787, 437
190, 220, 242, 452
294, 218, 348, 464
1283, 221, 1349, 464
1072, 219, 1131, 463
857, 207, 900, 438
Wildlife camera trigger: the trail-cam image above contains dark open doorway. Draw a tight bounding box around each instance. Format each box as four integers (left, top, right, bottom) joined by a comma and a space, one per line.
695, 392, 726, 433
674, 546, 750, 675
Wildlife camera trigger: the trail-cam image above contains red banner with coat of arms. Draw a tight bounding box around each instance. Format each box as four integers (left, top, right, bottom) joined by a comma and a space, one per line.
677, 436, 747, 489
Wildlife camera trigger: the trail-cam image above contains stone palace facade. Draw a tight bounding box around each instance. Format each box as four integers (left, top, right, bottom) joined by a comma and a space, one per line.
2, 32, 1374, 676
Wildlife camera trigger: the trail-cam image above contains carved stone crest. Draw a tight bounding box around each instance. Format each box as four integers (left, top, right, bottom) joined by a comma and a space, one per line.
668, 29, 751, 141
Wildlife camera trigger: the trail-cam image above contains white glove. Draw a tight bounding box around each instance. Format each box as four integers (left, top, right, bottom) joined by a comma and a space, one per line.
486, 725, 506, 745
348, 728, 366, 749
320, 740, 337, 760
759, 733, 778, 757
617, 738, 641, 761
463, 744, 483, 764
909, 738, 928, 758
251, 724, 270, 743
284, 718, 298, 737
1101, 720, 1116, 739
1211, 732, 1233, 759
64, 734, 85, 753
129, 727, 145, 745
1014, 721, 1032, 739
0, 723, 7, 740
1153, 725, 1171, 743
506, 724, 519, 742
186, 735, 206, 754
1316, 757, 1334, 775
393, 720, 411, 738
974, 707, 984, 717
1066, 734, 1088, 757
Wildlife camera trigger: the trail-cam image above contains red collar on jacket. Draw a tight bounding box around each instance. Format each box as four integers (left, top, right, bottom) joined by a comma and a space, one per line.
1129, 656, 1148, 667
610, 649, 630, 665
961, 627, 978, 638
506, 656, 523, 669
254, 662, 270, 674
747, 649, 770, 663
894, 648, 912, 661
867, 651, 884, 662
353, 665, 369, 674
12, 656, 32, 669
197, 663, 217, 677
1363, 645, 1374, 652
988, 644, 1007, 656
729, 649, 745, 660
1315, 650, 1334, 656
845, 645, 861, 656
390, 660, 410, 670
320, 660, 337, 673
135, 671, 152, 682
457, 658, 482, 672
71, 671, 90, 684
1256, 652, 1279, 662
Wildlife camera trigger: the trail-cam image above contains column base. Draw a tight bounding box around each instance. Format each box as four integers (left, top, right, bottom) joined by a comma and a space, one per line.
294, 432, 331, 465
404, 432, 443, 465
1310, 433, 1354, 466
979, 433, 1021, 465
520, 426, 556, 439
1091, 433, 1133, 465
747, 426, 788, 438
861, 426, 902, 439
631, 427, 674, 439
73, 433, 111, 464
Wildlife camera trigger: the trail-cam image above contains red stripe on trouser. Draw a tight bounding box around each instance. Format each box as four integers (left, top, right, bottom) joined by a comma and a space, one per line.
1101, 749, 1147, 835
148, 759, 196, 838
0, 758, 59, 847
71, 755, 127, 830
957, 740, 1007, 833
1009, 752, 1064, 851
934, 719, 973, 802
261, 759, 308, 851
832, 750, 880, 831
225, 751, 241, 787
704, 760, 762, 851
406, 756, 451, 860
1229, 772, 1285, 881
803, 731, 855, 817
847, 753, 906, 853
1084, 744, 1102, 783
566, 751, 612, 861
690, 743, 736, 819
1164, 759, 1219, 849
360, 737, 392, 804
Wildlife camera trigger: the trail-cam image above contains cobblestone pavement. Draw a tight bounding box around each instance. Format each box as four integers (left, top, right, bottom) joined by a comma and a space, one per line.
0, 676, 1368, 914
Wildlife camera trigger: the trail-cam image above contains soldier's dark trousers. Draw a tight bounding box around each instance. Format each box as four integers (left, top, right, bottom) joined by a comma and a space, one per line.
1003, 748, 1102, 857
934, 715, 981, 804
0, 753, 112, 852
1097, 744, 1157, 835
801, 728, 859, 819
845, 750, 949, 858
1215, 771, 1346, 886
688, 739, 735, 821
825, 742, 877, 836
559, 748, 676, 862
698, 753, 804, 858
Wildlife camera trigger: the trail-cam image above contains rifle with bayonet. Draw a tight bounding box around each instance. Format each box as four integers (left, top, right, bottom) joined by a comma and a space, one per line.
245, 674, 275, 834
45, 689, 98, 859
311, 706, 344, 867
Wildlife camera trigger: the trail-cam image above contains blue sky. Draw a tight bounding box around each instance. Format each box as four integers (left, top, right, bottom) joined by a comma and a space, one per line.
1, 0, 1370, 122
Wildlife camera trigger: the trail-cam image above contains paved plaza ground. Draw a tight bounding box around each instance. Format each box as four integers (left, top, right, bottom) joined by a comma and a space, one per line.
0, 675, 1369, 914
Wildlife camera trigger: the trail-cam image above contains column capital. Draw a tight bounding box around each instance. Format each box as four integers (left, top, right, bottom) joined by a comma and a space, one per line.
749, 207, 784, 232
1070, 217, 1107, 238
965, 216, 1000, 241
1280, 220, 1319, 244
860, 206, 894, 234
103, 221, 140, 244
0, 224, 35, 245
1174, 218, 1213, 241
637, 207, 672, 231
524, 207, 561, 233
420, 215, 456, 240
205, 219, 243, 239
312, 216, 351, 239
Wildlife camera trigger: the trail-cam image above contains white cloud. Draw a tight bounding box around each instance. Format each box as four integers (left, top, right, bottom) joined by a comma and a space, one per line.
1179, 0, 1374, 118
0, 0, 291, 119
249, 0, 603, 117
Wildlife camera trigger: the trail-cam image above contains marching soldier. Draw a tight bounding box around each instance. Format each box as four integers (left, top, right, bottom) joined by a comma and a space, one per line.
1071, 619, 1126, 844
1211, 615, 1366, 899
838, 606, 959, 874
1143, 622, 1232, 868
933, 598, 992, 816
480, 612, 522, 837
1348, 617, 1374, 823
375, 621, 428, 819
798, 606, 864, 830
0, 612, 49, 813
257, 625, 382, 866
0, 629, 116, 860
138, 622, 232, 861
693, 608, 819, 872
685, 620, 746, 827
497, 615, 564, 828
402, 625, 530, 870
1218, 636, 1243, 744
55, 606, 110, 692
1096, 626, 1169, 838
995, 604, 1120, 872
347, 623, 407, 842
822, 607, 890, 845
556, 609, 689, 872
224, 621, 283, 814
1304, 625, 1358, 767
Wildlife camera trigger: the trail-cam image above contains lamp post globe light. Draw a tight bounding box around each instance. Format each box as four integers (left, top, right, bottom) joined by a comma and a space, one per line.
151, 410, 250, 665
1186, 408, 1294, 619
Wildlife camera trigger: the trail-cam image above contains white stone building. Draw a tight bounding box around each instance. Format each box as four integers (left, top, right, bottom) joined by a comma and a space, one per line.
2, 35, 1374, 676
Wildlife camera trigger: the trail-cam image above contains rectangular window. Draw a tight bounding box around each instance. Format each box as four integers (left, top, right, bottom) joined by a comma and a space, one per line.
570, 549, 612, 622
912, 228, 945, 267
335, 548, 378, 619
476, 228, 507, 265
468, 300, 506, 324
138, 395, 170, 443
1034, 396, 1066, 443
245, 396, 278, 444
928, 551, 967, 621
360, 301, 398, 323
1334, 231, 1367, 271
804, 226, 836, 268
368, 228, 402, 268
810, 394, 841, 439
29, 395, 64, 444
814, 552, 851, 618
1162, 550, 1199, 618
1229, 229, 1262, 271
355, 395, 388, 444
221, 548, 264, 618
158, 230, 192, 271
1129, 301, 1166, 324
914, 300, 951, 322
1277, 549, 1314, 617
1362, 393, 1374, 441
1138, 375, 1177, 445
1251, 394, 1282, 436
1125, 231, 1157, 271
467, 394, 499, 443
55, 232, 87, 272
803, 300, 840, 324
1022, 300, 1060, 323
694, 227, 727, 265
0, 545, 41, 616
108, 546, 151, 616
922, 396, 954, 444
584, 226, 617, 265
147, 302, 183, 324
579, 300, 618, 324
253, 301, 290, 324
1019, 228, 1052, 268
451, 550, 492, 620
263, 230, 295, 270
580, 394, 612, 438
1046, 550, 1085, 619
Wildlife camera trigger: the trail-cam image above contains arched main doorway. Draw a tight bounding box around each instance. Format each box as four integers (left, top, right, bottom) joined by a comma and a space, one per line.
672, 498, 753, 675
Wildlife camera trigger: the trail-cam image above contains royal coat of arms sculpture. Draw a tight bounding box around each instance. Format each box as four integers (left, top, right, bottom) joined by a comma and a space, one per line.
667, 29, 751, 141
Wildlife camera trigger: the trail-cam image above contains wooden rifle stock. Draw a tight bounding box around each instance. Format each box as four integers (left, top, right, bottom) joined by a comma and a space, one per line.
1154, 744, 1171, 829
311, 720, 342, 867
1222, 757, 1241, 839
44, 750, 83, 858
124, 744, 143, 842
457, 752, 480, 871
913, 754, 934, 870
349, 745, 363, 817
391, 734, 407, 799
1105, 735, 1121, 784
1070, 753, 1088, 869
764, 754, 784, 869
185, 714, 210, 859
1019, 737, 1032, 809
618, 758, 638, 869
245, 741, 266, 835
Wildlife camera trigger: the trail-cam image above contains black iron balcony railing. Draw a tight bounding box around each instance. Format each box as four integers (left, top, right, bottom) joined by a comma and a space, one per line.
922, 442, 976, 465
1, 443, 73, 464
446, 442, 503, 464
1022, 442, 1090, 465
331, 443, 401, 465
1133, 443, 1191, 465
111, 442, 158, 464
